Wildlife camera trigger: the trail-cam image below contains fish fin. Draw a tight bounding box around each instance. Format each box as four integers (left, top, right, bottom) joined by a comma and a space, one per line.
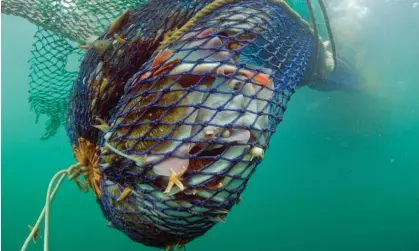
196, 28, 216, 38
153, 157, 189, 177
152, 49, 174, 68
219, 65, 273, 88
251, 73, 272, 88
152, 144, 191, 177
237, 70, 272, 88
153, 59, 180, 76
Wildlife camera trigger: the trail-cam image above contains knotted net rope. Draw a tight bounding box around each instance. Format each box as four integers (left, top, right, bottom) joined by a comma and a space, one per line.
18, 0, 337, 250
65, 0, 334, 249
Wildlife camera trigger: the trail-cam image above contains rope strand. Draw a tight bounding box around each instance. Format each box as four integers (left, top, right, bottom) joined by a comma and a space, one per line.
317, 0, 337, 71
305, 0, 320, 77
158, 0, 238, 49
21, 163, 87, 251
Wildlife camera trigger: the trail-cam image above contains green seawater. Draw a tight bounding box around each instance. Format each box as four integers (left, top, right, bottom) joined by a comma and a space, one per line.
2, 1, 419, 250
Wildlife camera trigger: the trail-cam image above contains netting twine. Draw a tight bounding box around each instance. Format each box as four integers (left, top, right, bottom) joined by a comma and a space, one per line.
21, 163, 88, 251
21, 1, 257, 249
21, 0, 336, 250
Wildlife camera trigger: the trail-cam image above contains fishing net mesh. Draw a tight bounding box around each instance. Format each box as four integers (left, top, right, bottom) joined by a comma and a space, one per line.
1, 0, 325, 140
65, 0, 331, 248
2, 0, 146, 139
3, 0, 334, 249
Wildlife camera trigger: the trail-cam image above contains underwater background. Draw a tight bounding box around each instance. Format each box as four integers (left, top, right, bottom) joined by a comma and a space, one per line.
1, 0, 419, 250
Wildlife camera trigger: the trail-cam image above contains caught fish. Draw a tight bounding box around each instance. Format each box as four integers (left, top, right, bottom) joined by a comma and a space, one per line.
60, 0, 352, 249
102, 25, 273, 194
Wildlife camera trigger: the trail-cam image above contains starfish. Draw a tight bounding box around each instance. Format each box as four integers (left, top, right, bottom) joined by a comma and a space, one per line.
28, 225, 41, 244
164, 167, 186, 194
72, 138, 102, 198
